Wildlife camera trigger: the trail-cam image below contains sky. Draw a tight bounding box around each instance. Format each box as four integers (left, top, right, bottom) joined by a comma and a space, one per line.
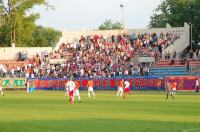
34, 0, 161, 30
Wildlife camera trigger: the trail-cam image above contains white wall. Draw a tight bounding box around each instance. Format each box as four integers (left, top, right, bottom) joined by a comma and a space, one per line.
162, 23, 190, 56
0, 47, 52, 60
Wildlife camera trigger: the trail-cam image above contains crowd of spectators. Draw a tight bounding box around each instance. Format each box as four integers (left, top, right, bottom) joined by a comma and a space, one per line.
17, 51, 28, 61
0, 32, 181, 78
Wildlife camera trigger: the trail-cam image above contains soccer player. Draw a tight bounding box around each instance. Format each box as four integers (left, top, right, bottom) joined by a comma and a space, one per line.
66, 77, 76, 104
0, 78, 4, 96
195, 79, 199, 92
166, 81, 174, 100
117, 79, 124, 97
64, 80, 69, 96
74, 81, 81, 103
29, 80, 36, 94
87, 79, 95, 98
172, 81, 177, 96
123, 80, 132, 99
26, 79, 30, 93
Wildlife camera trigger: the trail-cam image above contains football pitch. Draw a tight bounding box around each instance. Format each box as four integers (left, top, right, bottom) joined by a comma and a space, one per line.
0, 91, 200, 132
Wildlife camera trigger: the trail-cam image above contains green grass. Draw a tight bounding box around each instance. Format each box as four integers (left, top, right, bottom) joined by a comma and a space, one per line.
0, 91, 200, 132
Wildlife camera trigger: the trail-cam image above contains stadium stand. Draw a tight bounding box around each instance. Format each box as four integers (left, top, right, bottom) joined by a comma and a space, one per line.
0, 23, 193, 78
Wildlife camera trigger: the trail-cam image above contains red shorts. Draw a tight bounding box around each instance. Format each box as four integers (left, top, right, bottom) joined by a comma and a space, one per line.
124, 87, 131, 93
68, 90, 74, 96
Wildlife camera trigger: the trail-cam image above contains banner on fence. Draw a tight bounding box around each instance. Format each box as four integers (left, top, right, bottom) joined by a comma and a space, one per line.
2, 78, 26, 89
33, 77, 164, 90
165, 76, 198, 91
35, 78, 66, 90
1, 76, 199, 91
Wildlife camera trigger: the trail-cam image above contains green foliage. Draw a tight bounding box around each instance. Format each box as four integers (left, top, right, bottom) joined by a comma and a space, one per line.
99, 19, 124, 30
0, 0, 60, 47
32, 26, 61, 47
149, 0, 200, 47
0, 24, 11, 46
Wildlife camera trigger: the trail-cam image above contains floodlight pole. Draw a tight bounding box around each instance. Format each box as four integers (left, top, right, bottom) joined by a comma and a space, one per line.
120, 4, 124, 26
190, 23, 193, 51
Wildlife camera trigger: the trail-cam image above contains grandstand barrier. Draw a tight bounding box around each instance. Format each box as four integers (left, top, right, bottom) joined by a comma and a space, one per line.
138, 57, 155, 62
32, 77, 164, 90
1, 76, 198, 91
49, 59, 67, 64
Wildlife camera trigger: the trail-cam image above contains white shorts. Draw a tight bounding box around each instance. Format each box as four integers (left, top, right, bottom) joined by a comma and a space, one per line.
0, 87, 2, 91
88, 87, 94, 92
74, 90, 80, 96
118, 87, 123, 92
172, 88, 176, 91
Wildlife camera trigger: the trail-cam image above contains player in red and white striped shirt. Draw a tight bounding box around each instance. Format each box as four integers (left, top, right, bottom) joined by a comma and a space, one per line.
123, 80, 132, 99
66, 78, 76, 104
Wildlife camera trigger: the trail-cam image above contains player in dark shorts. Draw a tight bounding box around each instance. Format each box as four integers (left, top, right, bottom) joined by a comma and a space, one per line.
166, 81, 174, 100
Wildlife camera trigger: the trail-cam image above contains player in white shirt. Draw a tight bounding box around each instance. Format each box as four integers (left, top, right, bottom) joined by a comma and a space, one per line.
66, 77, 76, 104
74, 81, 81, 103
117, 79, 124, 97
64, 81, 69, 96
0, 78, 4, 96
165, 81, 174, 100
195, 79, 199, 92
0, 87, 3, 96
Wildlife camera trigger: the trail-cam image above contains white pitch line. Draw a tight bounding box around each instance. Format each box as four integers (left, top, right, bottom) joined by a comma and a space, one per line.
182, 128, 200, 132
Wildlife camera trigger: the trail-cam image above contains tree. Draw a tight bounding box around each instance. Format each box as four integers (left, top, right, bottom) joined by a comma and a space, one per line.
99, 19, 124, 30
0, 0, 48, 47
149, 0, 200, 49
32, 26, 61, 47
